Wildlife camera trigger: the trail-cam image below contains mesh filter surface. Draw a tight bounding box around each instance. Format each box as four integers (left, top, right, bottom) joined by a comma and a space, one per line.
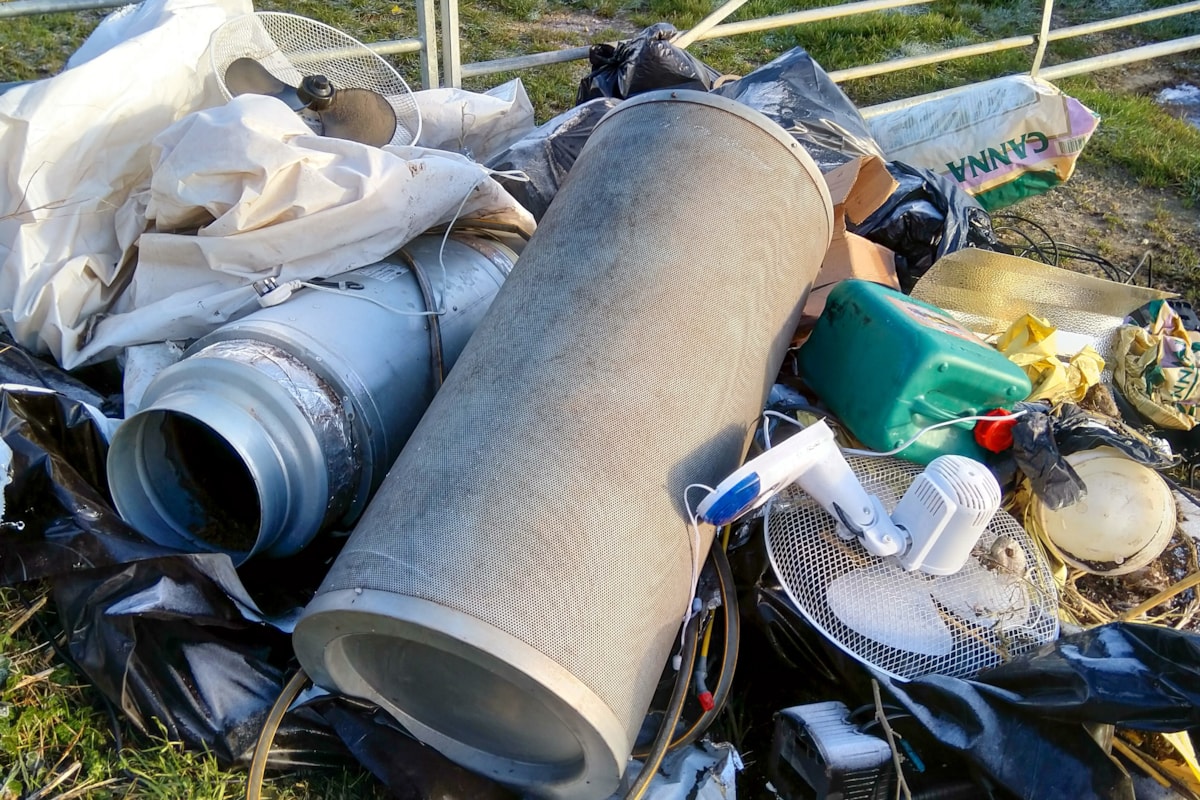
209, 12, 420, 146
765, 454, 1059, 682
310, 93, 832, 744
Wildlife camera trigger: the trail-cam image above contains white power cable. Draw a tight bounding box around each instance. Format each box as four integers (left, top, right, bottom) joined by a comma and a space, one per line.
760, 407, 1027, 458
841, 410, 1028, 457
679, 482, 714, 667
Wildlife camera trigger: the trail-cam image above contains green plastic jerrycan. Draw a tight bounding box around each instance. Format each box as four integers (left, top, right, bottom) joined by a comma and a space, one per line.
797, 279, 1031, 465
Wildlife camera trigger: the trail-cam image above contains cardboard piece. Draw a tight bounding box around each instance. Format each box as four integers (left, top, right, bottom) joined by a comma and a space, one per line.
798, 154, 899, 336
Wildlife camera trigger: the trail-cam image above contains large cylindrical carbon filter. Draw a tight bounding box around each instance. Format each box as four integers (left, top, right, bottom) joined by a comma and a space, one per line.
106, 234, 516, 562
294, 90, 833, 799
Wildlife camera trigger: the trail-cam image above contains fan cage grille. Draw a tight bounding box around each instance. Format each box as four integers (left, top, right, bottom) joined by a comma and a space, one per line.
765, 453, 1059, 682
209, 12, 420, 146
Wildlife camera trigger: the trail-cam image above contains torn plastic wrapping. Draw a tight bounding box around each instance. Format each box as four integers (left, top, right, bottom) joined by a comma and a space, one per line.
485, 98, 621, 220
876, 670, 1136, 800
0, 387, 168, 586
710, 47, 884, 165
848, 160, 1007, 292
575, 22, 720, 104
1007, 408, 1087, 511
877, 624, 1200, 800
51, 555, 345, 768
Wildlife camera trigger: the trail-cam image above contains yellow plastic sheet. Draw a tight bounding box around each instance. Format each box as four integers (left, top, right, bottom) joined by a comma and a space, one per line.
997, 314, 1104, 404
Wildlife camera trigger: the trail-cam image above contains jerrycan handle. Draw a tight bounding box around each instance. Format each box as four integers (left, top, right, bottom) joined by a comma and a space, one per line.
911, 396, 977, 427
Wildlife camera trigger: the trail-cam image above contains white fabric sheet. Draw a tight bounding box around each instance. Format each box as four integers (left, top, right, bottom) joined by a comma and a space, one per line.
0, 0, 535, 368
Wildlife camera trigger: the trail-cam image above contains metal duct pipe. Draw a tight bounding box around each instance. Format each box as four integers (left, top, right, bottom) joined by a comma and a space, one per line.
294, 90, 833, 799
106, 233, 517, 563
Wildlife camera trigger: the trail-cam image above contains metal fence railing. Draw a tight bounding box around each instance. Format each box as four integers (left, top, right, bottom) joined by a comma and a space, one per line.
0, 0, 443, 89
5, 0, 1199, 108
444, 0, 1200, 114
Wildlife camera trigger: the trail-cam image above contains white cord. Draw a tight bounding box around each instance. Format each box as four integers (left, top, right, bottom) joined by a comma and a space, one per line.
298, 281, 442, 316
761, 409, 806, 449
842, 409, 1028, 457
434, 167, 532, 312
680, 483, 714, 664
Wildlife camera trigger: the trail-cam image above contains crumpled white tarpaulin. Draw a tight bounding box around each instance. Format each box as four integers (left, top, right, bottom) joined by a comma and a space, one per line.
413, 79, 536, 162
0, 0, 536, 368
0, 0, 252, 368
75, 94, 535, 363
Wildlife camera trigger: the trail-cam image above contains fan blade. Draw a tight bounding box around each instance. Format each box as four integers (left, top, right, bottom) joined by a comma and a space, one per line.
930, 558, 1032, 633
318, 87, 398, 147
224, 58, 304, 110
826, 562, 954, 657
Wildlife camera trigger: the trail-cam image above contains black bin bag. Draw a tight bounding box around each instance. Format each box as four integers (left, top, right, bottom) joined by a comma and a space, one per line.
849, 160, 1006, 292
711, 46, 884, 165
486, 98, 620, 220
575, 22, 720, 104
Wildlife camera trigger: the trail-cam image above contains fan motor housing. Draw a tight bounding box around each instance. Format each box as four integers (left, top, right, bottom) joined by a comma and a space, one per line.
294, 90, 834, 799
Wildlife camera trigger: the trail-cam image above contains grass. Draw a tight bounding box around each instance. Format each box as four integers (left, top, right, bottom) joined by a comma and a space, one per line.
1063, 75, 1200, 205
3, 0, 1200, 796
0, 587, 387, 799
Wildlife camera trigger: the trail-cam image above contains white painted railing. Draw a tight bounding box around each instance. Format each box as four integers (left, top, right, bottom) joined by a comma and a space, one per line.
4, 0, 1198, 106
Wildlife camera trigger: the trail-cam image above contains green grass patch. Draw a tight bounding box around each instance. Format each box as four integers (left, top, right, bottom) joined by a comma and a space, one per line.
0, 588, 385, 800
1065, 75, 1200, 205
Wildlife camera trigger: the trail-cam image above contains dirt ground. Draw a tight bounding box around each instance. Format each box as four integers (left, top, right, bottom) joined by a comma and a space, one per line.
1013, 63, 1200, 303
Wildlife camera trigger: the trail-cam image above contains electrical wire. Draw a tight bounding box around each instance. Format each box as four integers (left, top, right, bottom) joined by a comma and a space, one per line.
841, 410, 1028, 458
246, 668, 310, 800
631, 529, 739, 759
990, 212, 1157, 286
681, 483, 714, 651
622, 612, 700, 800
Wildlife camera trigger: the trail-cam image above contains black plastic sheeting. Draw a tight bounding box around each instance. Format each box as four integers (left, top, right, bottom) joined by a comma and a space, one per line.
575, 22, 720, 104
52, 554, 340, 767
848, 160, 1007, 292
486, 97, 620, 220
878, 624, 1200, 800
302, 697, 518, 800
711, 47, 884, 168
0, 373, 516, 796
0, 388, 171, 585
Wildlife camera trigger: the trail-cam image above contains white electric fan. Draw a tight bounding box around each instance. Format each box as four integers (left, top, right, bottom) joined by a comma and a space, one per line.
699, 419, 1059, 681
209, 12, 421, 147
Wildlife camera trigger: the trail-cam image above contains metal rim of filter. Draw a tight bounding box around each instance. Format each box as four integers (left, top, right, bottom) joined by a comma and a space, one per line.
106, 348, 343, 562
296, 590, 628, 799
